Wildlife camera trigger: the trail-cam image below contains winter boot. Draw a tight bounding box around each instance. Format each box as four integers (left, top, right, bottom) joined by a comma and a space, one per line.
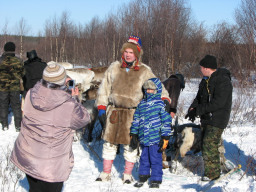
15, 127, 20, 132
134, 175, 150, 188
122, 161, 135, 184
149, 180, 161, 188
96, 159, 113, 181
122, 173, 134, 184
96, 172, 111, 181
2, 123, 8, 131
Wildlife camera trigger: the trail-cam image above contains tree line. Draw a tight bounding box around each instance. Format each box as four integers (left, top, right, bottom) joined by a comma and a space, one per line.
0, 0, 255, 82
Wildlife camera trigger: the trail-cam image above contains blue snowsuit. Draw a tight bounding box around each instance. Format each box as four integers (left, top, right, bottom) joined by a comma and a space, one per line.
130, 78, 172, 182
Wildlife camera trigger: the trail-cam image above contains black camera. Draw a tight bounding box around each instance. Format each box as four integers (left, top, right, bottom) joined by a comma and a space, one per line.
68, 80, 75, 90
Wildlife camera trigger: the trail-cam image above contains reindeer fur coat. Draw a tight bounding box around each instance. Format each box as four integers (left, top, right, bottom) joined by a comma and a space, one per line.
96, 61, 170, 145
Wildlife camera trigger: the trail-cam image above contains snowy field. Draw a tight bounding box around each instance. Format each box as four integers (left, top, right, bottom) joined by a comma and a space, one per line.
0, 79, 255, 192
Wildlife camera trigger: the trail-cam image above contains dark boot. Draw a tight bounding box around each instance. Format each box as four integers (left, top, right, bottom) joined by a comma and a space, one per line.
2, 123, 8, 131
149, 180, 161, 188
15, 127, 20, 132
134, 175, 150, 188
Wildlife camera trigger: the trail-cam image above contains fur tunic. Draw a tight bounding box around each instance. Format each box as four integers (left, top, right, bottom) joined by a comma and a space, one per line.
96, 61, 170, 144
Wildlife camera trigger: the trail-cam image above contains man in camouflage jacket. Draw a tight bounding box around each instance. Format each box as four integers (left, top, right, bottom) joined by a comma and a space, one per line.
0, 42, 25, 131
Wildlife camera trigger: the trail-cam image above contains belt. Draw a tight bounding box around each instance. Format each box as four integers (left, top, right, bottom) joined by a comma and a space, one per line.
108, 102, 136, 110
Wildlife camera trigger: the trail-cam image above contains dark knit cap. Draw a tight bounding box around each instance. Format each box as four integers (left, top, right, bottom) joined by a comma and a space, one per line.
4, 42, 16, 52
199, 55, 217, 69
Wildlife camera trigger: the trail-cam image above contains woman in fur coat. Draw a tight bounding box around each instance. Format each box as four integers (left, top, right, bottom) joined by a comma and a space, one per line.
95, 35, 171, 183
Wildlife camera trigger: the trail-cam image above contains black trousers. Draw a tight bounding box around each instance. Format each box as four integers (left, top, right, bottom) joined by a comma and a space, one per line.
0, 91, 22, 128
26, 175, 63, 192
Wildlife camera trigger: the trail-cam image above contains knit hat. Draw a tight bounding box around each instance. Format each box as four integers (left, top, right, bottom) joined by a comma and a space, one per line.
199, 55, 217, 69
43, 63, 66, 85
4, 42, 16, 52
121, 35, 143, 60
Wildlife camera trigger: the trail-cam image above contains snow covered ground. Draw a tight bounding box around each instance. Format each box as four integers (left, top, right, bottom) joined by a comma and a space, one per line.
0, 79, 255, 192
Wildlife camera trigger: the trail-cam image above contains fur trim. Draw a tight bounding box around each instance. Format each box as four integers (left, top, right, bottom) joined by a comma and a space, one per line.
143, 79, 157, 90
121, 42, 143, 60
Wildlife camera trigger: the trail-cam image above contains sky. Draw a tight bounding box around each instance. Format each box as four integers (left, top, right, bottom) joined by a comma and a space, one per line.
0, 0, 242, 36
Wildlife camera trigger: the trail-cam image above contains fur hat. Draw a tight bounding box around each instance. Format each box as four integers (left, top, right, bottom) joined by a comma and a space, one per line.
4, 42, 15, 52
199, 55, 217, 69
121, 35, 143, 59
43, 63, 66, 85
143, 79, 157, 94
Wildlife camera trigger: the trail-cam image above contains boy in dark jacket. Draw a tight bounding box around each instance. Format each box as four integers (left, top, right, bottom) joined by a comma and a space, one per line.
130, 78, 172, 188
185, 55, 233, 181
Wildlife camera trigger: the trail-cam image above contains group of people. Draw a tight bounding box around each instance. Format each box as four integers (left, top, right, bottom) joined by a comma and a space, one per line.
0, 42, 48, 132
0, 34, 232, 191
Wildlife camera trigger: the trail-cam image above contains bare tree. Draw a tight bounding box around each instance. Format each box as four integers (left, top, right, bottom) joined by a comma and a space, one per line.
17, 18, 29, 59
209, 22, 239, 72
1, 19, 10, 50
235, 0, 256, 71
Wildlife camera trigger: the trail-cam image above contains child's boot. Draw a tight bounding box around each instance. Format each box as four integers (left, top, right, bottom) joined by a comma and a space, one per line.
96, 159, 113, 181
149, 180, 161, 188
134, 175, 150, 188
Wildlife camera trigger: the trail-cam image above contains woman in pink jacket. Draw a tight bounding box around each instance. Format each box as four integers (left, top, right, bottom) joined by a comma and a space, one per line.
11, 63, 90, 192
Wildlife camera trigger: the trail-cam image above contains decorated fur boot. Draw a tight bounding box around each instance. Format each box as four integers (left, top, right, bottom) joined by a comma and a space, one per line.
122, 161, 135, 184
96, 159, 113, 181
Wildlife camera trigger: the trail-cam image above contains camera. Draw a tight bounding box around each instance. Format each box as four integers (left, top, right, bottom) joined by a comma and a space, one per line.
68, 80, 75, 90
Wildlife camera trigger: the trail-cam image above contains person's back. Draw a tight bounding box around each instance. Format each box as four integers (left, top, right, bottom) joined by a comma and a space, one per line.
0, 42, 24, 131
11, 63, 90, 192
23, 50, 47, 97
0, 44, 24, 92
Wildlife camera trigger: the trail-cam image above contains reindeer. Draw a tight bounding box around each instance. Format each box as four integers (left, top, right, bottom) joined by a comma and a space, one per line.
48, 61, 108, 142
165, 118, 228, 173
68, 67, 108, 142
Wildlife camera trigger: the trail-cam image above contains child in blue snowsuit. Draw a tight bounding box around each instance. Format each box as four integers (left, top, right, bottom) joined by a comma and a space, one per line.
130, 78, 172, 188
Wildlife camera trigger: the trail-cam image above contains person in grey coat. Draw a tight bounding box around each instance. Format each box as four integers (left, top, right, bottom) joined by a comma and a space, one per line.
11, 63, 90, 192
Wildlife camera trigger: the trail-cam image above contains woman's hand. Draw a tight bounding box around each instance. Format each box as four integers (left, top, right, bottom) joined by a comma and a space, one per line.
71, 86, 79, 96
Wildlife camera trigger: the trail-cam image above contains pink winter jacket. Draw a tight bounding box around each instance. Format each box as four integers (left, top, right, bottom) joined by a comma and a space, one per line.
11, 82, 90, 182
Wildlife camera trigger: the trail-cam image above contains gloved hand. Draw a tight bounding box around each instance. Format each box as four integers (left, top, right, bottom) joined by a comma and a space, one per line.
159, 136, 170, 151
163, 100, 171, 113
98, 109, 106, 117
129, 134, 139, 150
185, 108, 197, 122
98, 109, 106, 129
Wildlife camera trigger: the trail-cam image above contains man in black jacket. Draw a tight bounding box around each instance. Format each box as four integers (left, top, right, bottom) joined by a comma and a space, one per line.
185, 55, 232, 181
22, 50, 47, 98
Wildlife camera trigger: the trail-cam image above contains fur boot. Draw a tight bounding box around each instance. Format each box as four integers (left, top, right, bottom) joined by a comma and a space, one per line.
122, 161, 135, 184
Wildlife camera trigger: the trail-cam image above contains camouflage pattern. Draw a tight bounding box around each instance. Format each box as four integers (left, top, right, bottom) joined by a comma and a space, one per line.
0, 53, 25, 91
202, 125, 224, 179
